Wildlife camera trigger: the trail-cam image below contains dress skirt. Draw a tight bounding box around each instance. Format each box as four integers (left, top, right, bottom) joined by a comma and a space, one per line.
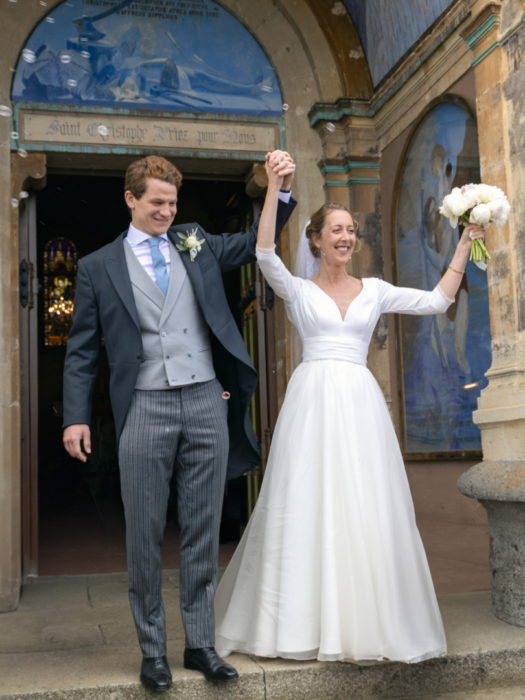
214, 359, 447, 664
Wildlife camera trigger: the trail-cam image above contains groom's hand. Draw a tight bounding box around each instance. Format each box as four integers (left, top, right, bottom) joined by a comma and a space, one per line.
63, 424, 91, 462
266, 150, 295, 191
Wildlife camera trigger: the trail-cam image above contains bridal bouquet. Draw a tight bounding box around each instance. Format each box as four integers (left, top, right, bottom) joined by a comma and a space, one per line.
439, 184, 511, 268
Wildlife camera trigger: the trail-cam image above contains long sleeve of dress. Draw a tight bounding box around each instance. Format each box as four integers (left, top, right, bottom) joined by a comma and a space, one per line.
256, 246, 303, 304
377, 279, 454, 315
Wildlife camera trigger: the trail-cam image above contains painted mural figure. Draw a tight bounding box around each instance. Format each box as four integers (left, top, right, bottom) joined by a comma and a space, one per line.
61, 153, 296, 688
14, 0, 283, 115
423, 145, 471, 377
397, 103, 491, 452
214, 154, 487, 664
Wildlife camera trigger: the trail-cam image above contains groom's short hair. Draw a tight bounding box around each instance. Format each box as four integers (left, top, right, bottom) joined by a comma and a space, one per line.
125, 156, 183, 201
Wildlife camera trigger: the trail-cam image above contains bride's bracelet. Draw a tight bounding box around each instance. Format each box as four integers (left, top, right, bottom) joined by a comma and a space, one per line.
448, 265, 465, 275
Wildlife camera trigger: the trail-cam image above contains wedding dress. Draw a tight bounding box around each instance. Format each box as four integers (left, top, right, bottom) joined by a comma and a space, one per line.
215, 246, 450, 664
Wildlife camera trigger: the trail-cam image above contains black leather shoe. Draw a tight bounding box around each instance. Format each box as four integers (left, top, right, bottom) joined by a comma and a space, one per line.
184, 647, 239, 681
140, 655, 173, 691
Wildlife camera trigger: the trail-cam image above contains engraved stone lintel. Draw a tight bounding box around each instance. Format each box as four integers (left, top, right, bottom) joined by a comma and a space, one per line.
18, 111, 279, 155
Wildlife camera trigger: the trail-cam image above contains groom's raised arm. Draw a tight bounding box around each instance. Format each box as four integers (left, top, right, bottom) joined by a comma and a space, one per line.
206, 195, 296, 274
63, 259, 102, 430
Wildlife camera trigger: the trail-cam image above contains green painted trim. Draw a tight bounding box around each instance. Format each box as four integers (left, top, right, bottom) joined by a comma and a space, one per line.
309, 104, 372, 126
471, 14, 525, 68
11, 142, 268, 162
465, 14, 498, 49
323, 177, 380, 189
320, 162, 379, 175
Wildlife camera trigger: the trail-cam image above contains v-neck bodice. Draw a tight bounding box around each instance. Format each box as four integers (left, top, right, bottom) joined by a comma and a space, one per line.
308, 280, 365, 322
255, 247, 454, 367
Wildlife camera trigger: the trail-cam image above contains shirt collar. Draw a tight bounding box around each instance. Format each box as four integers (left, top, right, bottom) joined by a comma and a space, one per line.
127, 223, 169, 247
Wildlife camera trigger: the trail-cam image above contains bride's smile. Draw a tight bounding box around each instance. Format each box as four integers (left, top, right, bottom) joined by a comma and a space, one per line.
311, 211, 356, 266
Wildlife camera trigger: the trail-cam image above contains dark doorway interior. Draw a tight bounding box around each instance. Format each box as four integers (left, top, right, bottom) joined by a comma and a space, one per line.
36, 173, 253, 575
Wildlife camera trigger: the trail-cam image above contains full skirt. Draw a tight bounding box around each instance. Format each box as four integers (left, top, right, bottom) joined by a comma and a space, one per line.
215, 360, 447, 663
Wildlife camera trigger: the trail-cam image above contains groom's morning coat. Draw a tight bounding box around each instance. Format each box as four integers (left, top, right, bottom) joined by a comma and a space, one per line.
63, 199, 296, 480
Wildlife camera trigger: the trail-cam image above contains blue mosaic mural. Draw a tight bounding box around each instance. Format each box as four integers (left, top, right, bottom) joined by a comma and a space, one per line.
13, 0, 282, 115
342, 0, 455, 86
396, 102, 491, 453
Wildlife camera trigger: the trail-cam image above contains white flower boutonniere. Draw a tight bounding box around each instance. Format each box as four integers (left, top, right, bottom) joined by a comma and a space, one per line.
176, 227, 205, 262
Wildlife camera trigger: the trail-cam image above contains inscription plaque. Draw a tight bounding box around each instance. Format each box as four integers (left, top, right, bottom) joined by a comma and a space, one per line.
19, 111, 279, 154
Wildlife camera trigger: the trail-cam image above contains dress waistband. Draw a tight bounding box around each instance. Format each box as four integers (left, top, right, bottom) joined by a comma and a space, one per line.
302, 337, 368, 365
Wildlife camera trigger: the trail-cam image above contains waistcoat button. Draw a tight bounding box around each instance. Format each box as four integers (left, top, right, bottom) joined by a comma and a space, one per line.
192, 375, 196, 379
161, 332, 166, 337
183, 328, 188, 333
188, 352, 192, 357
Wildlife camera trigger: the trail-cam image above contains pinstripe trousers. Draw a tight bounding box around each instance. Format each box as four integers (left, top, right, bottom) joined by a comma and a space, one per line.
118, 379, 229, 656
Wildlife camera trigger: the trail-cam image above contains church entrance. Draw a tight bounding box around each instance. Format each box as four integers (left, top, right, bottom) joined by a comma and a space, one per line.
23, 168, 272, 577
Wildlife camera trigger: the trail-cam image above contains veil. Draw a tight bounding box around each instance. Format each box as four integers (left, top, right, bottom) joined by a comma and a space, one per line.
294, 219, 320, 280
291, 220, 319, 368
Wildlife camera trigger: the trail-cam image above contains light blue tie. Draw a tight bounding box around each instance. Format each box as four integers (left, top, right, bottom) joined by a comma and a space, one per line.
148, 237, 169, 296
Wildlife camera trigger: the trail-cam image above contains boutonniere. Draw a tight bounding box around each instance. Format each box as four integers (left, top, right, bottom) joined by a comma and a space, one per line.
176, 227, 205, 262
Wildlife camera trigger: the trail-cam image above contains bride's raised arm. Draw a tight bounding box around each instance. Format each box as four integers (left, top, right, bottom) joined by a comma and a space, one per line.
255, 154, 300, 305
379, 222, 486, 315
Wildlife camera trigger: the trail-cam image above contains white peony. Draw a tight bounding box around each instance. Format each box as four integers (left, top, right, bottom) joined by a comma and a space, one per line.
489, 197, 511, 226
462, 187, 480, 209
439, 190, 467, 227
488, 198, 505, 219
439, 198, 453, 218
469, 203, 491, 226
475, 184, 498, 204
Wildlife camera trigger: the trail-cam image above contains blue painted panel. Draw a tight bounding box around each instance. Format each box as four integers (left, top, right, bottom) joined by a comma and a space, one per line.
396, 102, 491, 453
342, 0, 454, 85
13, 0, 282, 115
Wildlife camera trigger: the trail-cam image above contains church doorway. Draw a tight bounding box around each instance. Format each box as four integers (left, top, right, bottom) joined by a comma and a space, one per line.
23, 169, 271, 577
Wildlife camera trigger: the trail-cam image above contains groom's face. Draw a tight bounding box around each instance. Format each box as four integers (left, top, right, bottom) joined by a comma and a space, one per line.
125, 178, 178, 236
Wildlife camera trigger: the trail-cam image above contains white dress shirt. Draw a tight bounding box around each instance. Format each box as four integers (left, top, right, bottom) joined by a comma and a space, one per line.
126, 191, 292, 283
126, 224, 171, 285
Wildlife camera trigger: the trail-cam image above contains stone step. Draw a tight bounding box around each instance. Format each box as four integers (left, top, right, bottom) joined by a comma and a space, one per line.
1, 648, 525, 700
396, 689, 525, 700
2, 575, 525, 700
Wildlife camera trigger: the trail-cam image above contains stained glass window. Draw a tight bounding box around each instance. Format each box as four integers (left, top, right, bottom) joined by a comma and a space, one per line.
43, 238, 77, 346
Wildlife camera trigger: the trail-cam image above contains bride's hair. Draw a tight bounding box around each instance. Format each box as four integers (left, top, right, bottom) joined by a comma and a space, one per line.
305, 203, 360, 258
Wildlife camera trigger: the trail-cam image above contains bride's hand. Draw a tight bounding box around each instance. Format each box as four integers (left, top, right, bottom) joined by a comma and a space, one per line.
458, 223, 485, 253
266, 151, 295, 190
265, 152, 284, 190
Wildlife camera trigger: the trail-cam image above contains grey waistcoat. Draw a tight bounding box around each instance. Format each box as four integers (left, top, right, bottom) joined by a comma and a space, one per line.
123, 238, 216, 390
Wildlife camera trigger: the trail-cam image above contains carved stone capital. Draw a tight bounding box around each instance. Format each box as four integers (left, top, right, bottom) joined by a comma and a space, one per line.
10, 152, 47, 202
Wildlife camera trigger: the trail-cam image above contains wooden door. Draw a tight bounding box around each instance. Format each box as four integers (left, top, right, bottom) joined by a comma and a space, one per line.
241, 200, 280, 516
19, 193, 39, 578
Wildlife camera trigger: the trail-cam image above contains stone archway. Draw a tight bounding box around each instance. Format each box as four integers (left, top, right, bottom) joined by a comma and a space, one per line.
0, 0, 372, 610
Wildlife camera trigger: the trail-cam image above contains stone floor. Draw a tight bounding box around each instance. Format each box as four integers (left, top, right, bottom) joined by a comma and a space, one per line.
1, 572, 525, 700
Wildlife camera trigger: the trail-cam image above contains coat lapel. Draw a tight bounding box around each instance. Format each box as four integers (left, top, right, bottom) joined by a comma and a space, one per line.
123, 238, 165, 311
104, 232, 140, 331
167, 228, 206, 314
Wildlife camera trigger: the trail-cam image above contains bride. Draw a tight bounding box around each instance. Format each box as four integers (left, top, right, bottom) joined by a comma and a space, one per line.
214, 154, 486, 664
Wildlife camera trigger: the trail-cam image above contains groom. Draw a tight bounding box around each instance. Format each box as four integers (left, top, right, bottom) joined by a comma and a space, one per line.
62, 153, 296, 688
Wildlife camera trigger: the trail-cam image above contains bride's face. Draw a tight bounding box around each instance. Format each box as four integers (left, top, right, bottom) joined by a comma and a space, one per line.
315, 211, 356, 265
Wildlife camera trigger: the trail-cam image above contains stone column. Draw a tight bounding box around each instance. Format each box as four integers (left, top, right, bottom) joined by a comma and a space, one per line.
457, 1, 525, 626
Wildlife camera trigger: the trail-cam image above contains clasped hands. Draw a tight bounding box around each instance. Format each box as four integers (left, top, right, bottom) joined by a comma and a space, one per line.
265, 150, 295, 191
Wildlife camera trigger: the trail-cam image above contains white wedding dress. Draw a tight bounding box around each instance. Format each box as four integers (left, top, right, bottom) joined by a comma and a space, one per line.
215, 247, 450, 664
